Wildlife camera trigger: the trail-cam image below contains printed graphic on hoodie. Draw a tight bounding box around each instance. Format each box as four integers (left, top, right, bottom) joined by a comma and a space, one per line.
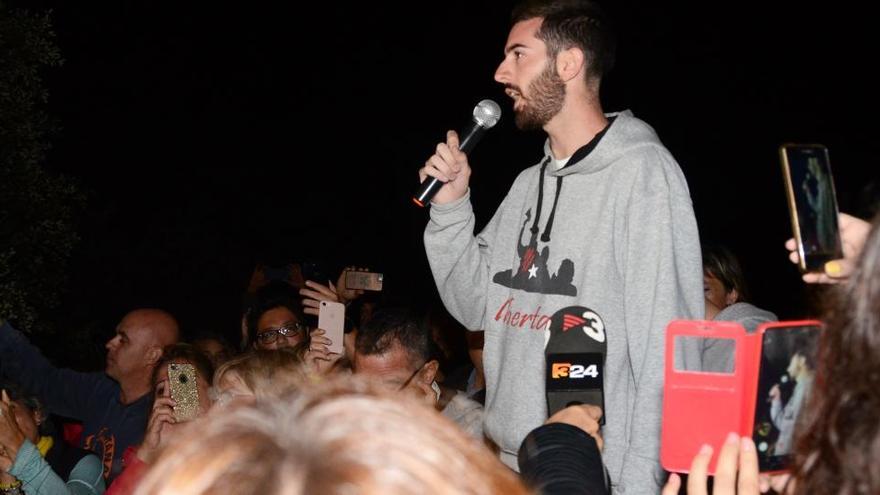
493, 207, 577, 296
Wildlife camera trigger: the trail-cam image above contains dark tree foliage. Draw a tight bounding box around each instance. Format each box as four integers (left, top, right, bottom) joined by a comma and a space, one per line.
1, 3, 83, 334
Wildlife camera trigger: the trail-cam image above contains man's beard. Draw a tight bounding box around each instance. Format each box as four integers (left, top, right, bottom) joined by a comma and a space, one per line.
513, 62, 566, 130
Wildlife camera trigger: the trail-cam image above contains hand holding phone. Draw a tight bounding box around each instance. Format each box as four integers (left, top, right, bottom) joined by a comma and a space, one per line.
344, 270, 383, 292
785, 212, 871, 283
661, 320, 821, 474
780, 144, 843, 273
318, 300, 345, 355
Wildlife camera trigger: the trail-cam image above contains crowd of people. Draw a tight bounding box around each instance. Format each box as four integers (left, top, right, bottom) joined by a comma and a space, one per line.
1, 0, 878, 494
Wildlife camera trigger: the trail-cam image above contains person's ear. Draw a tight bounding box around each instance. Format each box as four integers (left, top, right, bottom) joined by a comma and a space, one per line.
725, 288, 739, 305
418, 360, 440, 386
556, 46, 585, 83
145, 345, 163, 367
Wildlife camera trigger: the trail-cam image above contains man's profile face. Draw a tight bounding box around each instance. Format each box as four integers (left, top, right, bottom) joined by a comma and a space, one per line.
105, 312, 153, 381
494, 17, 566, 130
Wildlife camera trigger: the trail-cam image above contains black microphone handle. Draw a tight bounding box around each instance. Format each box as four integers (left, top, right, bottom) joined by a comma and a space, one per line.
413, 121, 488, 207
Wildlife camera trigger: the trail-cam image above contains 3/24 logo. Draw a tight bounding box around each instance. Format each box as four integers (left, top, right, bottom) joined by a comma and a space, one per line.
551, 362, 599, 379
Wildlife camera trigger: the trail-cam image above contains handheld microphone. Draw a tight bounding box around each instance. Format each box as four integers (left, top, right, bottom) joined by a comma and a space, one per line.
413, 99, 502, 207
545, 306, 607, 424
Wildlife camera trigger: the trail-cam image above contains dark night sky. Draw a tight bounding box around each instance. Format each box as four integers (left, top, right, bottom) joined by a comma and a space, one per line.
11, 0, 877, 356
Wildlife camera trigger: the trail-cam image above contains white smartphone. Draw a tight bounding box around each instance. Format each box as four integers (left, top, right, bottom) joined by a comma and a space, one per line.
318, 300, 345, 355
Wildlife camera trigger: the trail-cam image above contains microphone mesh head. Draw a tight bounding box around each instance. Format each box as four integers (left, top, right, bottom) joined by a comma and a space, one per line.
473, 99, 502, 128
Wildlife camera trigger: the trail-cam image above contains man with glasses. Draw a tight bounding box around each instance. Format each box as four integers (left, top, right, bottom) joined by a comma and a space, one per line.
352, 309, 484, 439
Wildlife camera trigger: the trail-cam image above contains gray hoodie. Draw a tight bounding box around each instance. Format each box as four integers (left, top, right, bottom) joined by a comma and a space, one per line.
424, 111, 703, 493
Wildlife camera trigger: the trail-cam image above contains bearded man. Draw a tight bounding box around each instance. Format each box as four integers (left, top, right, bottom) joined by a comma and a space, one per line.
418, 1, 704, 492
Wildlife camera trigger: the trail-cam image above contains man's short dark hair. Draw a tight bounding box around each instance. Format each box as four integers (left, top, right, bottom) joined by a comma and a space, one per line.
355, 309, 433, 367
511, 0, 617, 82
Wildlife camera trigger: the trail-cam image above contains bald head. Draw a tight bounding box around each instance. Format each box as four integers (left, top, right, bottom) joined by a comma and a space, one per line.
105, 308, 179, 389
125, 309, 180, 347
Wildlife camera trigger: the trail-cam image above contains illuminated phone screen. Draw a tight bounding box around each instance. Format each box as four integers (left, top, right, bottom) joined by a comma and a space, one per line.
752, 324, 820, 471
783, 145, 842, 270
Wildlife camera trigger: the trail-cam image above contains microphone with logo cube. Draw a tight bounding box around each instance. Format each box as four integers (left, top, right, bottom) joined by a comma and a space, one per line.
545, 306, 607, 425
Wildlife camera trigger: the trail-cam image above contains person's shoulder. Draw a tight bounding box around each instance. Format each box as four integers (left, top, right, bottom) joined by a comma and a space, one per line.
88, 373, 121, 394
595, 113, 680, 175
716, 302, 778, 332
444, 390, 483, 415
606, 110, 662, 144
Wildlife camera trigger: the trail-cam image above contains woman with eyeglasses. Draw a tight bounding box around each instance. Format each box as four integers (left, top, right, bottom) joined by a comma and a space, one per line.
245, 282, 310, 351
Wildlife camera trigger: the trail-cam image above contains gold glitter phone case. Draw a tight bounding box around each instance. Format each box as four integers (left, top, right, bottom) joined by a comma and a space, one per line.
168, 363, 199, 421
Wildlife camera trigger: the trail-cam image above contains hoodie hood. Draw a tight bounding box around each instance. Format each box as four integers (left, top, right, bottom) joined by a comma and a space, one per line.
544, 110, 665, 177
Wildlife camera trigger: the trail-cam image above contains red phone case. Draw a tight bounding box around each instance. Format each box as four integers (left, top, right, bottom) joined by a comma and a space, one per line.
661, 319, 820, 474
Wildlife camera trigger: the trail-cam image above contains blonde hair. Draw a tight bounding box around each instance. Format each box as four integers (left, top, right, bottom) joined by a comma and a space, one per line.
212, 346, 308, 401
136, 376, 531, 495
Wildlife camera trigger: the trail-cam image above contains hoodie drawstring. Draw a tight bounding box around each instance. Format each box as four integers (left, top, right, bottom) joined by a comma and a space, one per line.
541, 176, 563, 243
530, 157, 551, 236
530, 156, 563, 243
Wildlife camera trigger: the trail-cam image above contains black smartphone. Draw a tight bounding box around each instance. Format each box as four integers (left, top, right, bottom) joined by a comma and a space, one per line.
780, 144, 843, 272
752, 323, 820, 472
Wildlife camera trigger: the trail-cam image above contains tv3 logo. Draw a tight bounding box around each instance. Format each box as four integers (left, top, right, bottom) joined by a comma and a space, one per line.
552, 362, 599, 379
562, 310, 605, 343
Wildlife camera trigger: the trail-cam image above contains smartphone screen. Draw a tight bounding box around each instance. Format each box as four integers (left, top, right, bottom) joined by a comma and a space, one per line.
780, 144, 843, 272
319, 300, 345, 355
752, 324, 820, 471
168, 363, 200, 422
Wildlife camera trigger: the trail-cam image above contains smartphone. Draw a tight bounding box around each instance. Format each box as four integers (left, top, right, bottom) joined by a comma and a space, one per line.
345, 271, 384, 291
168, 363, 200, 422
318, 300, 345, 355
752, 323, 820, 472
661, 320, 821, 474
780, 144, 843, 272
